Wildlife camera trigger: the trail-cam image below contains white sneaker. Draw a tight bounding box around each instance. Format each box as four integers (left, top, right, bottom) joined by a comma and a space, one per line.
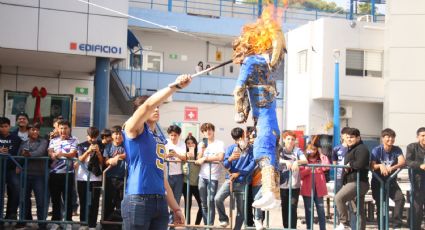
88, 228, 96, 230
253, 219, 264, 230
252, 192, 275, 208
65, 224, 73, 230
219, 221, 229, 227
335, 223, 347, 230
50, 224, 60, 230
79, 226, 89, 230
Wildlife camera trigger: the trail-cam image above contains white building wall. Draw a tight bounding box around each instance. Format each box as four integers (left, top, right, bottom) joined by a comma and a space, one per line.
130, 30, 240, 77
0, 1, 128, 58
0, 66, 94, 140
286, 18, 384, 137
384, 0, 425, 149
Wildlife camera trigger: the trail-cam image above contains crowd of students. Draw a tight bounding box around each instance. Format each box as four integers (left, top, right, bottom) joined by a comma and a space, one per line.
2, 111, 425, 230
0, 114, 126, 230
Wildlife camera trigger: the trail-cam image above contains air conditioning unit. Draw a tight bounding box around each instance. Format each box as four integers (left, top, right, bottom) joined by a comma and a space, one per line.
340, 106, 353, 119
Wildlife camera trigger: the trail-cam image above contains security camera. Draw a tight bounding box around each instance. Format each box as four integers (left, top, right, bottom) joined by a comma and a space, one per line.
349, 21, 356, 28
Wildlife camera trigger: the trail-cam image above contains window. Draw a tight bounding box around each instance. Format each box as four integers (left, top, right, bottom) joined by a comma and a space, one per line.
4, 91, 73, 134
346, 49, 383, 77
143, 51, 163, 72
298, 49, 308, 73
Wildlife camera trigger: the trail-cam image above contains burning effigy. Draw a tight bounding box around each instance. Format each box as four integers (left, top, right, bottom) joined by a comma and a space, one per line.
232, 5, 286, 210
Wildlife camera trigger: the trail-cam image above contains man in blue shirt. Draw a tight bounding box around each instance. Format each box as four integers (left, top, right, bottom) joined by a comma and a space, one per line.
370, 128, 405, 230
215, 127, 255, 230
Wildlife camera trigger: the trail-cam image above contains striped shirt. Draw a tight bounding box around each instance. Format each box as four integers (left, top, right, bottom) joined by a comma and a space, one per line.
48, 136, 79, 174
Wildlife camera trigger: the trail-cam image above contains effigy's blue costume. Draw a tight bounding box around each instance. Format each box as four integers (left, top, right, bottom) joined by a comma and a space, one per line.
234, 55, 280, 167
232, 5, 286, 210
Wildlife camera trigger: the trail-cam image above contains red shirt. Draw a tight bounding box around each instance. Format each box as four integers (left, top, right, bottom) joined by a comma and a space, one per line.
300, 153, 330, 197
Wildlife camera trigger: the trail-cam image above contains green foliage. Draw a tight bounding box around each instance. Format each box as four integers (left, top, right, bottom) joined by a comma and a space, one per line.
358, 3, 378, 14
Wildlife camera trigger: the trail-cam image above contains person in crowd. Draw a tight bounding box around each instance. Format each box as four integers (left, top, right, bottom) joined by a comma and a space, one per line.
245, 126, 265, 230
48, 115, 63, 140
103, 125, 126, 225
215, 127, 255, 229
279, 131, 307, 229
406, 127, 425, 230
300, 140, 329, 230
195, 122, 225, 226
195, 61, 204, 73
100, 128, 112, 145
165, 125, 187, 228
370, 128, 405, 230
182, 135, 202, 226
11, 112, 29, 141
16, 122, 48, 230
0, 117, 22, 226
48, 120, 79, 230
121, 74, 190, 229
251, 167, 265, 230
332, 127, 351, 191
76, 127, 104, 230
205, 64, 211, 75
335, 128, 370, 230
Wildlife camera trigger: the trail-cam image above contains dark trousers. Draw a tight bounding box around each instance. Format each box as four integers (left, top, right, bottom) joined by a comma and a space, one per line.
280, 188, 300, 229
412, 189, 425, 230
77, 180, 102, 228
182, 183, 202, 225
104, 177, 124, 221
4, 169, 20, 220
23, 175, 47, 228
371, 181, 405, 229
49, 173, 74, 221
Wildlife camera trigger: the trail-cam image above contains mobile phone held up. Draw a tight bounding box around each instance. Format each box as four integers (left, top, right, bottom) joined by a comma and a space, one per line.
202, 138, 208, 148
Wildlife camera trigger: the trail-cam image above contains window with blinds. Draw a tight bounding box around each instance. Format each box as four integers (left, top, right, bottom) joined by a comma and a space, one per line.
346, 49, 383, 77
298, 49, 308, 74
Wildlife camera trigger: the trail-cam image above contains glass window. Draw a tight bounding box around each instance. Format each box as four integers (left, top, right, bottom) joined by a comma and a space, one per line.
298, 49, 307, 74
4, 91, 73, 134
346, 49, 383, 77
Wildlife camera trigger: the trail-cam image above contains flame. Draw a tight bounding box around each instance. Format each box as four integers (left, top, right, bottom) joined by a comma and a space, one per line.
233, 5, 284, 64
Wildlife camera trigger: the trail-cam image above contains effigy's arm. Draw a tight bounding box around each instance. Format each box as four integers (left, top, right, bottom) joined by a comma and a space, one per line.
233, 58, 254, 123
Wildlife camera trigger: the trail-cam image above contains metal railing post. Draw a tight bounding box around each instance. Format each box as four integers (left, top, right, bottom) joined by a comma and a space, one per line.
356, 171, 360, 230
310, 165, 315, 230
288, 170, 292, 229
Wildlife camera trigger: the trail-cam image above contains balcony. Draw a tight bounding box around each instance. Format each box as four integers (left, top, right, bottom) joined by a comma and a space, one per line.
112, 68, 284, 106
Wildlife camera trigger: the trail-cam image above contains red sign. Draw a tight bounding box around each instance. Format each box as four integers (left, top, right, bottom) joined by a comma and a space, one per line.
184, 106, 198, 121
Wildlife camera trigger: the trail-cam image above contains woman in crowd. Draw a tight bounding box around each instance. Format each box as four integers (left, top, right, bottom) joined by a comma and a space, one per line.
182, 134, 203, 225
300, 141, 329, 230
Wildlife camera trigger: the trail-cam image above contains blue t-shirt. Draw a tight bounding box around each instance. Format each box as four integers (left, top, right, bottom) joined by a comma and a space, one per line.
371, 144, 402, 180
223, 144, 255, 184
103, 143, 126, 179
123, 124, 167, 195
332, 145, 348, 180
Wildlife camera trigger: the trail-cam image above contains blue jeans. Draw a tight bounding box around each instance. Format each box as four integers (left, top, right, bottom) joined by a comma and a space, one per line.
24, 175, 47, 224
198, 177, 218, 225
168, 174, 183, 227
215, 180, 246, 230
121, 194, 168, 230
303, 195, 326, 230
252, 186, 264, 221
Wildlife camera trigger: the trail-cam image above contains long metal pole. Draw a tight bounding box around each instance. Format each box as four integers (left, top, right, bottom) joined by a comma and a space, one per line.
333, 58, 340, 147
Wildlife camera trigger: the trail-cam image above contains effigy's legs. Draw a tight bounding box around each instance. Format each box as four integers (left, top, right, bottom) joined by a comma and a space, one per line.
252, 157, 281, 210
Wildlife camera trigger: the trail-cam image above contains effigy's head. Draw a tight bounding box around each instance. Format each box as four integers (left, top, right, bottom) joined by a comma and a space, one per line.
232, 5, 286, 69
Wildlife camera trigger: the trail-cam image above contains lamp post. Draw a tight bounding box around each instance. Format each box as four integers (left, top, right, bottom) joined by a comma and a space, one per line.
333, 49, 341, 147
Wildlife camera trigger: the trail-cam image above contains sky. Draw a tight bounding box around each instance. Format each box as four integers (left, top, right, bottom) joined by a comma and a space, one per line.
324, 0, 386, 14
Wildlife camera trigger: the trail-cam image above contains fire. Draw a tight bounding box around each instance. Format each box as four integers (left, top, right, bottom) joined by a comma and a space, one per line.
233, 5, 284, 64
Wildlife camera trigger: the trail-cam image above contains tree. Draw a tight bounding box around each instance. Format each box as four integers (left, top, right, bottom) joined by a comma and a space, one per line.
358, 2, 378, 14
